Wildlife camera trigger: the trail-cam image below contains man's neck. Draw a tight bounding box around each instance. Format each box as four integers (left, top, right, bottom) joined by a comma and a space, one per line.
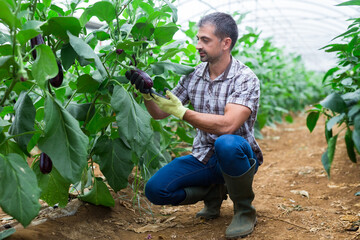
208, 54, 232, 80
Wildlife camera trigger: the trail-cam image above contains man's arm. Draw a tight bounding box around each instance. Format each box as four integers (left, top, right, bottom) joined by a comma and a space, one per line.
144, 99, 170, 120
183, 103, 251, 135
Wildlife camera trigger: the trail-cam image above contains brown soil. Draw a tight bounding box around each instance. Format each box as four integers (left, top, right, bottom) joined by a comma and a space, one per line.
2, 112, 360, 240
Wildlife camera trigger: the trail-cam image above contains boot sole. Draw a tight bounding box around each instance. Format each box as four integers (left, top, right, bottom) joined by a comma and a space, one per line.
225, 218, 257, 239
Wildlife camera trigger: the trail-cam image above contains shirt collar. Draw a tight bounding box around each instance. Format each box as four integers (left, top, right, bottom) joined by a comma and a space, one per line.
199, 56, 234, 81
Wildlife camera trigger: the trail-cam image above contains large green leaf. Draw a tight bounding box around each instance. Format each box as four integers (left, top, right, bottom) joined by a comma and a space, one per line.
9, 92, 36, 154
326, 113, 345, 131
111, 85, 153, 158
33, 161, 71, 208
79, 177, 115, 207
41, 16, 82, 40
38, 96, 89, 183
0, 153, 41, 227
93, 136, 134, 192
67, 31, 106, 78
0, 0, 20, 29
32, 44, 58, 89
151, 61, 195, 75
79, 1, 116, 26
154, 23, 178, 45
320, 92, 347, 113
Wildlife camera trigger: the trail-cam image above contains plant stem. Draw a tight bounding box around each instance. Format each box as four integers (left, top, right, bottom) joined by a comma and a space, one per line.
64, 90, 78, 108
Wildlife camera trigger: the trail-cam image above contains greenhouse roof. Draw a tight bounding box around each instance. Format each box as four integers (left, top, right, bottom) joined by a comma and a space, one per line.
175, 0, 359, 72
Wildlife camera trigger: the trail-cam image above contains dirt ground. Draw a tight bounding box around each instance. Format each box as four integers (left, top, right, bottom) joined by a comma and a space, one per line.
1, 111, 360, 240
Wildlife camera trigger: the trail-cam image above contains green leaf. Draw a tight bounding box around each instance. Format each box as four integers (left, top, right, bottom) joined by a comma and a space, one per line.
111, 85, 153, 158
66, 103, 95, 122
0, 0, 20, 29
0, 228, 16, 239
163, 0, 178, 23
176, 126, 193, 144
32, 44, 58, 89
86, 111, 115, 134
306, 111, 320, 133
320, 92, 347, 113
332, 27, 359, 40
326, 113, 345, 131
9, 92, 36, 155
16, 21, 44, 46
38, 95, 89, 183
328, 134, 338, 164
345, 128, 357, 163
0, 44, 12, 55
321, 135, 338, 177
93, 136, 134, 192
61, 43, 77, 71
33, 161, 71, 208
353, 114, 360, 153
325, 121, 333, 143
67, 31, 106, 78
76, 74, 101, 93
116, 40, 147, 51
79, 1, 116, 26
79, 177, 115, 207
43, 0, 51, 8
151, 61, 194, 75
0, 153, 41, 227
154, 23, 178, 46
41, 17, 82, 40
321, 150, 331, 177
337, 0, 360, 6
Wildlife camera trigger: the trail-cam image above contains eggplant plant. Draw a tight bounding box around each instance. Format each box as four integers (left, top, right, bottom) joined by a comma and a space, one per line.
0, 0, 194, 228
306, 0, 360, 176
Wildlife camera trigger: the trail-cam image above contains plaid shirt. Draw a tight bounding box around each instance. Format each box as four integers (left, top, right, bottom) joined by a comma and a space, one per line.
172, 57, 263, 165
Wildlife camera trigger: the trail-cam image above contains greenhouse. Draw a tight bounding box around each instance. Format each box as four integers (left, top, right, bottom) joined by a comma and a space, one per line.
0, 0, 359, 239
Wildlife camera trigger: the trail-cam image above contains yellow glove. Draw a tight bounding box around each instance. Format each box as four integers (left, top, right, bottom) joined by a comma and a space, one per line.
152, 90, 188, 119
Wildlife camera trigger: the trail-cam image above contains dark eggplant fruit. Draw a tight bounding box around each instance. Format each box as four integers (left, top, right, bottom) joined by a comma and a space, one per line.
125, 69, 167, 99
39, 152, 53, 174
116, 49, 124, 55
30, 34, 45, 60
50, 60, 64, 88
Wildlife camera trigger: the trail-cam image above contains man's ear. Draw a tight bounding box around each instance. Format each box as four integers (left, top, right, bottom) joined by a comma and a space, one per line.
223, 37, 232, 51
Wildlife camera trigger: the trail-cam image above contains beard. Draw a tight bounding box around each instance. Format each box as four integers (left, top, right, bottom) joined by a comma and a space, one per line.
198, 50, 220, 63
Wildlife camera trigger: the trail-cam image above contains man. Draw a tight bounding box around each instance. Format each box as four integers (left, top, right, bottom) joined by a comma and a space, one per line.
126, 12, 263, 239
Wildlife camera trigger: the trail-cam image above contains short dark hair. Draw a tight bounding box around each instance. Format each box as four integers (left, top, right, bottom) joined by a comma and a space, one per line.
198, 12, 238, 50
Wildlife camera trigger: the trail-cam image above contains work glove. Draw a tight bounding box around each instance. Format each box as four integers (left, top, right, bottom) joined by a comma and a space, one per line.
152, 90, 188, 120
125, 70, 164, 101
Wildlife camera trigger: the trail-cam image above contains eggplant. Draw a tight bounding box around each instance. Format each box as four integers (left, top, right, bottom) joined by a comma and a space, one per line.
39, 152, 53, 174
30, 34, 44, 60
116, 49, 124, 55
49, 60, 63, 88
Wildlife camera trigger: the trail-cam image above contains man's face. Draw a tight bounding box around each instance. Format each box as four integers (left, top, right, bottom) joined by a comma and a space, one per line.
196, 23, 223, 63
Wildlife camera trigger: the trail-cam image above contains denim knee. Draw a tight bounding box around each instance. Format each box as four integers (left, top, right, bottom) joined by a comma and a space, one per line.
215, 134, 246, 157
145, 178, 164, 205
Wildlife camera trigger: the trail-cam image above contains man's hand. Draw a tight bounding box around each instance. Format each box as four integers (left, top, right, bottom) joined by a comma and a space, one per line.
125, 70, 166, 101
152, 90, 188, 119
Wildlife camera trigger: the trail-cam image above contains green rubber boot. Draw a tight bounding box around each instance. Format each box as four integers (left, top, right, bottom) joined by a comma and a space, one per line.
179, 185, 214, 205
196, 184, 227, 220
179, 185, 227, 219
223, 158, 257, 239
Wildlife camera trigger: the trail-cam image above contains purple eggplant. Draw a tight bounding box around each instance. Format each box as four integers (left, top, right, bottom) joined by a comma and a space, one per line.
39, 152, 53, 174
30, 34, 45, 60
49, 60, 63, 88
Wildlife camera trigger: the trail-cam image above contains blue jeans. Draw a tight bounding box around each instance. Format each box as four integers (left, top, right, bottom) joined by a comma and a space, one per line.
145, 134, 259, 205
